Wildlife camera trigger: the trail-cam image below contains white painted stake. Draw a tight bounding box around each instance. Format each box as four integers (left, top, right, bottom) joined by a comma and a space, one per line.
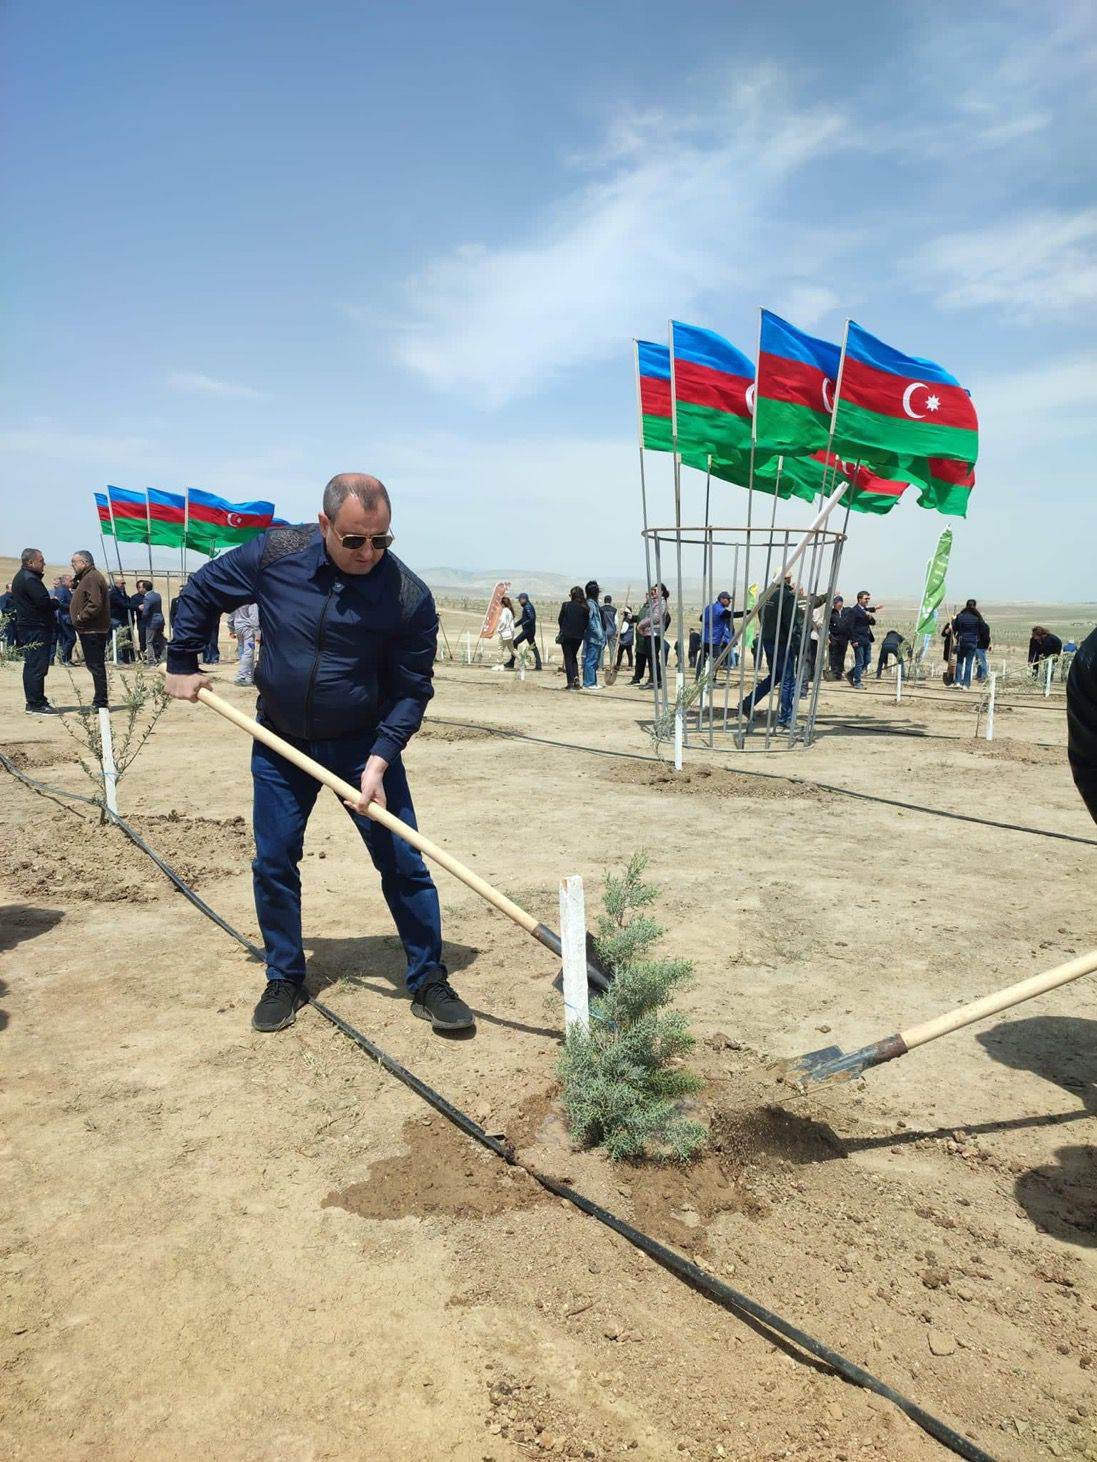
518, 656, 526, 681
559, 875, 590, 1034
464, 631, 472, 665
895, 660, 903, 704
98, 707, 119, 816
111, 628, 118, 665
673, 671, 684, 771
1044, 657, 1053, 698
986, 672, 996, 741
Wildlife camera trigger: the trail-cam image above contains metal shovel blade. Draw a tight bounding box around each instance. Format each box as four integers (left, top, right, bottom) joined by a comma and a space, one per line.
777, 1035, 907, 1090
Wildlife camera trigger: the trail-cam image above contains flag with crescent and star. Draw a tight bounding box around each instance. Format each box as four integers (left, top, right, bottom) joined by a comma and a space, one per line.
770, 450, 910, 515
754, 310, 842, 457
832, 322, 978, 467
186, 488, 275, 555
636, 340, 708, 469
147, 488, 186, 547
670, 321, 755, 465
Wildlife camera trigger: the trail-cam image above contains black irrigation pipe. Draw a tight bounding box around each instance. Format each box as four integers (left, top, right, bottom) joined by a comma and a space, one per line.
0, 753, 994, 1461
421, 715, 1097, 850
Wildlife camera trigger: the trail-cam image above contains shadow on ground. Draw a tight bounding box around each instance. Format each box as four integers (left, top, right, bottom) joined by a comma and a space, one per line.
303, 932, 559, 1041
976, 1015, 1097, 1247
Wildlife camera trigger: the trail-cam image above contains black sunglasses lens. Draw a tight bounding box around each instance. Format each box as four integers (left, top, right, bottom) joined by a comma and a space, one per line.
340, 535, 367, 549
372, 534, 393, 549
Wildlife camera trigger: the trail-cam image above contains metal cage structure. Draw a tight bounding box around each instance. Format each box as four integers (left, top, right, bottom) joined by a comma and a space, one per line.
639, 520, 847, 752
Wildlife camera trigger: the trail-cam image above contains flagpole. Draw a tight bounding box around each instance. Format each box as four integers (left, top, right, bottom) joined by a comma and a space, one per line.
668, 320, 687, 768
144, 489, 155, 581
180, 489, 188, 580
93, 496, 111, 580
633, 341, 660, 708
737, 307, 764, 726
105, 488, 126, 579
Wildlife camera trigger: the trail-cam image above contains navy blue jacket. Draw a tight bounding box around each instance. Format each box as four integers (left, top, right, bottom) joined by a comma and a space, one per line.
517, 600, 536, 634
1067, 625, 1097, 825
846, 602, 876, 645
167, 524, 437, 760
142, 589, 165, 626
951, 608, 982, 651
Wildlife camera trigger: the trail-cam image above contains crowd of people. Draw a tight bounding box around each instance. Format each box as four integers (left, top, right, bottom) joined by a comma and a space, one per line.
1, 549, 260, 714
478, 581, 1077, 727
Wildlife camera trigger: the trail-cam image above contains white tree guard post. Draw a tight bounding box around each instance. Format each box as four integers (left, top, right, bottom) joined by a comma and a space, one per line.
986, 672, 997, 741
1044, 657, 1053, 698
463, 630, 472, 665
895, 660, 903, 704
673, 672, 684, 771
98, 707, 119, 816
559, 875, 590, 1033
111, 629, 119, 666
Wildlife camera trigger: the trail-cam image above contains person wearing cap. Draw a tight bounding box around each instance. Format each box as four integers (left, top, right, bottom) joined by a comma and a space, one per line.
697, 590, 734, 680
508, 591, 541, 669
581, 578, 606, 690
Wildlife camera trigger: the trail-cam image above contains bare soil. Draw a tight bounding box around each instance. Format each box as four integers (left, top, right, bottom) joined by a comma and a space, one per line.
1, 648, 1095, 1460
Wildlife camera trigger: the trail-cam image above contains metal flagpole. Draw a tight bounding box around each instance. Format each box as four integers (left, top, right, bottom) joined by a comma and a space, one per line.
144, 489, 155, 581
180, 489, 188, 580
736, 308, 764, 733
632, 341, 660, 718
667, 320, 687, 770
105, 488, 126, 579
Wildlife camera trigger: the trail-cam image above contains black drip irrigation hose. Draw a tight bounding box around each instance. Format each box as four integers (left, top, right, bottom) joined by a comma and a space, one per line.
1, 754, 996, 1462
421, 715, 1097, 850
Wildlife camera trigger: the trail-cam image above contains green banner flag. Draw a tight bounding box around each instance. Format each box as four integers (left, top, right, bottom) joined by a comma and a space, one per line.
915, 528, 952, 639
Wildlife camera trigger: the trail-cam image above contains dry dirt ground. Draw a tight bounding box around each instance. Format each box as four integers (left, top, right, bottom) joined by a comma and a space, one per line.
1, 633, 1096, 1461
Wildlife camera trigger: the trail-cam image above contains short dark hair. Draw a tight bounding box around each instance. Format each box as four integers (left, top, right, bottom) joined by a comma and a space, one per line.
857, 589, 870, 598
323, 473, 391, 521
20, 547, 41, 566
569, 585, 584, 602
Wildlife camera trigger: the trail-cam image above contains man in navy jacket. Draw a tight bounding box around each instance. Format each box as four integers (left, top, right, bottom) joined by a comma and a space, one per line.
165, 473, 473, 1036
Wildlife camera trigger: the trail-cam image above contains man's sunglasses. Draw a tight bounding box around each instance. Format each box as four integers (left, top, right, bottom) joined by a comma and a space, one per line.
332, 529, 395, 551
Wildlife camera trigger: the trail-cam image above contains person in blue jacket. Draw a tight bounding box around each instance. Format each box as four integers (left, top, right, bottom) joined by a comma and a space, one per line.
697, 590, 733, 679
845, 590, 883, 688
581, 578, 606, 690
53, 575, 77, 665
950, 599, 984, 690
165, 472, 474, 1038
507, 591, 541, 670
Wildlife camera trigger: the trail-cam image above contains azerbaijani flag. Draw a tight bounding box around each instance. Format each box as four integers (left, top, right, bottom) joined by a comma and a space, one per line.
754, 310, 841, 457
776, 452, 910, 515
108, 485, 149, 544
833, 322, 978, 466
186, 489, 275, 554
94, 491, 114, 537
148, 488, 186, 547
637, 340, 673, 453
914, 458, 975, 518
670, 321, 754, 464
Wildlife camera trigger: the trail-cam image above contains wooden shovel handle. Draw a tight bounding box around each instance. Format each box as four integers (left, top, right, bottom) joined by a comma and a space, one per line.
901, 947, 1097, 1051
192, 685, 541, 938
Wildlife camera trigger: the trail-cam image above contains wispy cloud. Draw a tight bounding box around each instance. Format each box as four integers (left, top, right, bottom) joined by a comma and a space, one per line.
0, 425, 154, 461
167, 371, 266, 401
916, 208, 1097, 315
391, 73, 849, 406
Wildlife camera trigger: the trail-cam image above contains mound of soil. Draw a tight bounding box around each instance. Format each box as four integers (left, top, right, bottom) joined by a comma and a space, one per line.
417, 721, 497, 743
604, 760, 830, 802
969, 739, 1064, 766
0, 807, 253, 904
322, 1114, 542, 1221
2, 739, 69, 772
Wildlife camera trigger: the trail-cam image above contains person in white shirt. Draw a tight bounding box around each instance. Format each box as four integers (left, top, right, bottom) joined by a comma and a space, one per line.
496, 595, 516, 669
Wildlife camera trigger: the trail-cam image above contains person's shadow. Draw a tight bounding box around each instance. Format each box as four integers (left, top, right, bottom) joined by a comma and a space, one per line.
975, 1016, 1097, 1248
0, 906, 65, 1034
302, 933, 561, 1043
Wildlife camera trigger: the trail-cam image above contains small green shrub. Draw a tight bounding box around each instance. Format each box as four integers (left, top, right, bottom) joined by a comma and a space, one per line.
558, 853, 707, 1162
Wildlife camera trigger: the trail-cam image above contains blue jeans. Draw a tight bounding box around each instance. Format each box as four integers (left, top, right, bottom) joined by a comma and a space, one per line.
974, 647, 988, 681
251, 733, 442, 991
739, 639, 797, 724
582, 636, 603, 687
956, 648, 975, 687
851, 641, 872, 686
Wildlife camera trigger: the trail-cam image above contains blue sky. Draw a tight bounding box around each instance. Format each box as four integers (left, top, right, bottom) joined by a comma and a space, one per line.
4, 0, 1096, 598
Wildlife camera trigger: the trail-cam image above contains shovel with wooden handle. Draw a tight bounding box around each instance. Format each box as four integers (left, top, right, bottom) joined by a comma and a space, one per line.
186, 683, 612, 994
777, 947, 1097, 1090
